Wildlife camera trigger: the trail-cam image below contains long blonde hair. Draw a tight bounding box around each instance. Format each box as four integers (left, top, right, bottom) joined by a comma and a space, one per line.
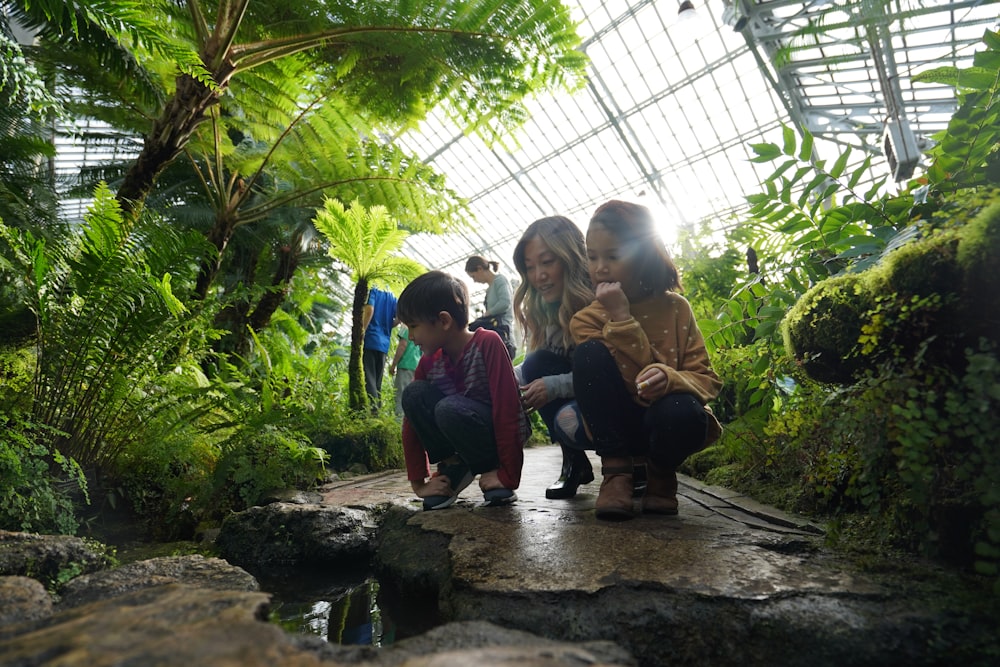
513, 216, 593, 351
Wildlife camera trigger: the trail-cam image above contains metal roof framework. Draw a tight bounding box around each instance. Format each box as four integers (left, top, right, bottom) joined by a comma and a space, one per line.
397, 0, 998, 301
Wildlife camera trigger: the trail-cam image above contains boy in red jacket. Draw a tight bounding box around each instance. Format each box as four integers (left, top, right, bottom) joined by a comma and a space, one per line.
398, 271, 530, 510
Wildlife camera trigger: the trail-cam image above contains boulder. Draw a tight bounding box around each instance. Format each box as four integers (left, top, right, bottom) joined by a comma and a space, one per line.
58, 554, 259, 609
0, 576, 52, 627
0, 530, 114, 589
217, 502, 379, 569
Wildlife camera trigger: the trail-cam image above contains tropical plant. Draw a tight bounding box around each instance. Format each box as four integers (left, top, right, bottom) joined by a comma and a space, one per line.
3, 0, 587, 212
170, 86, 467, 357
0, 182, 213, 468
0, 410, 87, 534
312, 198, 424, 411
688, 28, 1000, 585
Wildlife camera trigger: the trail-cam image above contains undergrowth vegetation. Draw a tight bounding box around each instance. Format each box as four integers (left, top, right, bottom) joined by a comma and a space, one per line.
681, 29, 1000, 590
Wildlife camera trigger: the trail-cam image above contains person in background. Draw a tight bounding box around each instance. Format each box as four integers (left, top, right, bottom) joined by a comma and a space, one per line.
512, 216, 595, 499
362, 286, 398, 409
388, 324, 421, 418
398, 271, 530, 510
570, 200, 722, 520
465, 255, 516, 359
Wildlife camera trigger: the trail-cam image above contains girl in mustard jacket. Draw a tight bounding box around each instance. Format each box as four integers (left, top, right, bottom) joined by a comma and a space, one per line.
570, 200, 722, 520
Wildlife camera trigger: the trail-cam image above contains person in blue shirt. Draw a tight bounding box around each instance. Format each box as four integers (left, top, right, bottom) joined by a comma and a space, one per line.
362, 286, 398, 409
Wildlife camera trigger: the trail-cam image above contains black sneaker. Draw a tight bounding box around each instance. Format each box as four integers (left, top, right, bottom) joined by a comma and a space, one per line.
483, 488, 518, 506
422, 461, 474, 511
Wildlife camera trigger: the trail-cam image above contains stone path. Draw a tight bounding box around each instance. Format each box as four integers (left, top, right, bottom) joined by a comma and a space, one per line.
315, 444, 998, 667
319, 444, 858, 600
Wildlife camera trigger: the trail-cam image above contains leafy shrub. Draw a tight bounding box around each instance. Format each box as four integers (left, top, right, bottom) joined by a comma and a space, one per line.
0, 412, 87, 534
0, 344, 33, 413
209, 424, 328, 515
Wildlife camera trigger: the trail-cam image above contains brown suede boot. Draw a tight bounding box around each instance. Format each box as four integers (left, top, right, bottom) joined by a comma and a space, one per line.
595, 456, 635, 520
642, 461, 678, 515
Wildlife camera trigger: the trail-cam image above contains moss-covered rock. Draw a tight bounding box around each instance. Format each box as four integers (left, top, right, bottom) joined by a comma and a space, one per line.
782, 272, 875, 384
784, 192, 1000, 385
957, 199, 1000, 345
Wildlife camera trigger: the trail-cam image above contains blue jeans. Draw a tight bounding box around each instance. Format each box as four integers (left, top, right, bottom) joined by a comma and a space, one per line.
572, 340, 708, 468
521, 349, 590, 452
520, 350, 571, 439
401, 380, 499, 474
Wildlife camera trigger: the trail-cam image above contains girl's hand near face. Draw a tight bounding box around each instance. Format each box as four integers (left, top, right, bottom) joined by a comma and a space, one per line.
635, 366, 668, 402
595, 281, 631, 321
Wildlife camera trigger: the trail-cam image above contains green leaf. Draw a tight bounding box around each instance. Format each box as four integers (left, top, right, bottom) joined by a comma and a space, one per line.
768, 159, 799, 182
983, 28, 1000, 51
847, 156, 872, 188
782, 124, 796, 156
958, 67, 1000, 90
798, 131, 814, 162
750, 142, 782, 161
912, 66, 960, 86
829, 147, 851, 179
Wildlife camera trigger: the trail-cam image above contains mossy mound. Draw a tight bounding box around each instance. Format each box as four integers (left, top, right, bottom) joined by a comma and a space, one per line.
782, 271, 875, 384
784, 193, 1000, 385
957, 199, 1000, 345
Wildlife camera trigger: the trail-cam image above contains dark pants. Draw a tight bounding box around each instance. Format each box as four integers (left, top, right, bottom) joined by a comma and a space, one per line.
520, 349, 572, 440
572, 340, 708, 469
401, 380, 500, 474
363, 348, 387, 405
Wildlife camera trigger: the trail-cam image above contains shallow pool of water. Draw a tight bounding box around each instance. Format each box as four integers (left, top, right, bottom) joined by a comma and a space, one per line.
256, 566, 440, 646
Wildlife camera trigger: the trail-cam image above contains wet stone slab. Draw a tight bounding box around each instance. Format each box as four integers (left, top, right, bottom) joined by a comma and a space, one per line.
321, 445, 1000, 667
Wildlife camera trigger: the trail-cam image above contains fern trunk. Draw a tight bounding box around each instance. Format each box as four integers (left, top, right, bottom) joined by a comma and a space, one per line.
348, 279, 369, 412
247, 242, 300, 334
117, 69, 232, 214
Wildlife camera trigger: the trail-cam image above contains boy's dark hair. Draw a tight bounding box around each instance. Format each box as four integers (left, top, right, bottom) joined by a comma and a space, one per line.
397, 271, 470, 327
590, 200, 683, 294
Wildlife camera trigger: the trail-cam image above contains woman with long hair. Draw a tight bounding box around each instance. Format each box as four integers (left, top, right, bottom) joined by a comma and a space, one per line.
512, 216, 595, 499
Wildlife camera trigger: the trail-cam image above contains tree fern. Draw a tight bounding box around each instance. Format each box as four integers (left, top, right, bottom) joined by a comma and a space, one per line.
312, 198, 424, 411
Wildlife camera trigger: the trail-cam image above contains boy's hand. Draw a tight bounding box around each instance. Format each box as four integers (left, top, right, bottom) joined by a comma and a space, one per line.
635, 367, 667, 401
595, 281, 630, 321
519, 379, 549, 412
411, 474, 453, 498
478, 469, 504, 492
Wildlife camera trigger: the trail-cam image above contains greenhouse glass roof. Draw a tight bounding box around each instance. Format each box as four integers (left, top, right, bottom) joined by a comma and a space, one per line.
396, 0, 999, 299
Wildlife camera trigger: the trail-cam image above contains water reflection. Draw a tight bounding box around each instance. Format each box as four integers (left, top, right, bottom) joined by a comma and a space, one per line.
261, 569, 396, 646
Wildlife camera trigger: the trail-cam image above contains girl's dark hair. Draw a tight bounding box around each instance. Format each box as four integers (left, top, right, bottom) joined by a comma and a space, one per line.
589, 200, 682, 294
465, 255, 499, 273
397, 271, 470, 327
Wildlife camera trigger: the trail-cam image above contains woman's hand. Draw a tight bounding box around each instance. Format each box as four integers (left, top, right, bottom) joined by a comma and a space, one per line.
519, 378, 549, 412
635, 366, 668, 402
595, 281, 631, 321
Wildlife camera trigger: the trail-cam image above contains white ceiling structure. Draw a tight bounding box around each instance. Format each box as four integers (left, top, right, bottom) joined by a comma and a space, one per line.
397, 0, 999, 301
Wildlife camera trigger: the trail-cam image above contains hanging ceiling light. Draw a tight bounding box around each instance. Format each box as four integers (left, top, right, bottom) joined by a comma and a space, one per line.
677, 1, 698, 22
722, 1, 749, 32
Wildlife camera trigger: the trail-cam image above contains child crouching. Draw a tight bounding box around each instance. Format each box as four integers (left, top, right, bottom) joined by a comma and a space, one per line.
398, 271, 530, 510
